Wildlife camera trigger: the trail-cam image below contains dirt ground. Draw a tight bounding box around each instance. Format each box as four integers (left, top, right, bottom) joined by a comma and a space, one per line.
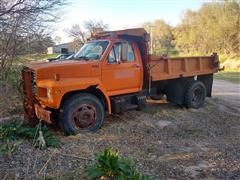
0, 79, 240, 179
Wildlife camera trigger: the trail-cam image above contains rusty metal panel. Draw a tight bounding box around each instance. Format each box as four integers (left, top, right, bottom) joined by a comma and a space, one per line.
34, 104, 51, 124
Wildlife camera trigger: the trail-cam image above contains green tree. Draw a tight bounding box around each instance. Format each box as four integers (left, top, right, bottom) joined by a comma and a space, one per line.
174, 1, 240, 55
144, 20, 175, 56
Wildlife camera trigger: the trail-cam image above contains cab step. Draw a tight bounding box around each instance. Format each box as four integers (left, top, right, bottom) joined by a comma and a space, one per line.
110, 93, 146, 114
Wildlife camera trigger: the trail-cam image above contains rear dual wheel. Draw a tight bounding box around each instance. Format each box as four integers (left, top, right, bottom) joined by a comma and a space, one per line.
59, 93, 104, 135
184, 81, 206, 108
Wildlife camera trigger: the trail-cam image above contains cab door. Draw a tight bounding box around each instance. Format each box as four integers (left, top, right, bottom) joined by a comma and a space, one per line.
102, 41, 142, 96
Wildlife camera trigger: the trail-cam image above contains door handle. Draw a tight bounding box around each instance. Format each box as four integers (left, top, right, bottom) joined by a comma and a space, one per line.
132, 64, 140, 68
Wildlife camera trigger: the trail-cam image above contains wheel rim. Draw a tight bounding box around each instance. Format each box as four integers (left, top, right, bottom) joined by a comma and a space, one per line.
192, 87, 203, 104
71, 104, 97, 130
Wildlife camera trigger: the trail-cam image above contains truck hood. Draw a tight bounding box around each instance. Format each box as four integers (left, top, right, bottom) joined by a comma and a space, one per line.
27, 60, 100, 80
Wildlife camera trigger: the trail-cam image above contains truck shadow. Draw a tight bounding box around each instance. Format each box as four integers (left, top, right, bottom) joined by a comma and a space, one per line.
103, 99, 183, 128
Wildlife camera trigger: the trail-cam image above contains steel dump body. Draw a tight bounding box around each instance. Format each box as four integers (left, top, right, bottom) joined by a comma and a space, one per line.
149, 54, 219, 81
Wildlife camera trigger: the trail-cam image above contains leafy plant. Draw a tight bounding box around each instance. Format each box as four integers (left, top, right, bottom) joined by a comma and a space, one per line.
0, 121, 60, 154
85, 148, 154, 180
0, 139, 22, 157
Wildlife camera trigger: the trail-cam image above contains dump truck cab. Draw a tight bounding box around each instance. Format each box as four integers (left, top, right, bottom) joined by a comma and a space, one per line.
22, 28, 219, 135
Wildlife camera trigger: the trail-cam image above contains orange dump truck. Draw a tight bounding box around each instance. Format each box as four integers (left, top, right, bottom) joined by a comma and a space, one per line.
22, 28, 219, 134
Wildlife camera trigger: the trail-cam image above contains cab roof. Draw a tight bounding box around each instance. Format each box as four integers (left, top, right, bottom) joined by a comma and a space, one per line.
92, 28, 149, 41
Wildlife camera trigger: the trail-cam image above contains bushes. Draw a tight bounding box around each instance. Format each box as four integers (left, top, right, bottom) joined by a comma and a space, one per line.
0, 65, 23, 116
85, 148, 154, 180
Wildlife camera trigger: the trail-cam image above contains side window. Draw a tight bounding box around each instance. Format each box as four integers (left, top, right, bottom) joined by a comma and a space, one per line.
107, 43, 121, 63
121, 42, 135, 62
114, 43, 121, 61
107, 42, 135, 63
127, 43, 135, 62
108, 49, 115, 63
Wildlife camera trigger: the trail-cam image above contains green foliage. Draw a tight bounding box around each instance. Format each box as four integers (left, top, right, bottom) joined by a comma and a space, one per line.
0, 121, 60, 155
144, 20, 175, 56
0, 139, 22, 157
85, 149, 154, 180
174, 1, 240, 55
144, 1, 240, 65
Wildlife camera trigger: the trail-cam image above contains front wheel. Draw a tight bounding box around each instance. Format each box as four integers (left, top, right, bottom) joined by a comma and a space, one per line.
59, 93, 104, 135
184, 81, 206, 108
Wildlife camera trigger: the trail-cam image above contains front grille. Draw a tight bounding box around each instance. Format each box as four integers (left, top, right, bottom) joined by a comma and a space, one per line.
22, 67, 36, 118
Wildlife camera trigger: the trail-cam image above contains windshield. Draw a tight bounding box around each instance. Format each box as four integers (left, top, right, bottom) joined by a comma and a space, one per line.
73, 40, 109, 60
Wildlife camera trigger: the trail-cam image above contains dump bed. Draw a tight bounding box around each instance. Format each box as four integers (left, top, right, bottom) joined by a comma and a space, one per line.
149, 53, 219, 81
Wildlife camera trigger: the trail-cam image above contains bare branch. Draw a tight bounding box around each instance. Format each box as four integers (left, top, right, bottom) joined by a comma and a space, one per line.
0, 0, 65, 70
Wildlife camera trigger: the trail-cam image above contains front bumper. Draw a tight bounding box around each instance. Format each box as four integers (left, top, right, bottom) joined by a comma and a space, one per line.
34, 104, 52, 124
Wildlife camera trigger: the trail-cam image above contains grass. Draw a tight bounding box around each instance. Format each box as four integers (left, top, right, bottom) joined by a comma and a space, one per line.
214, 70, 240, 84
26, 53, 58, 60
0, 121, 60, 156
18, 53, 59, 63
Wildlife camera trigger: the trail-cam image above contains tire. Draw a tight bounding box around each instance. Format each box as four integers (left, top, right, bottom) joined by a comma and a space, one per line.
150, 94, 165, 100
184, 81, 206, 108
59, 93, 104, 135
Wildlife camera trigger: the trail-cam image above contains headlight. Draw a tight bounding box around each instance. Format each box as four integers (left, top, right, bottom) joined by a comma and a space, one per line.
47, 89, 51, 99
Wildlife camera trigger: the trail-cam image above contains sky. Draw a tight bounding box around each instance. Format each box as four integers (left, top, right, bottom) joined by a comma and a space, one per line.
53, 0, 209, 43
